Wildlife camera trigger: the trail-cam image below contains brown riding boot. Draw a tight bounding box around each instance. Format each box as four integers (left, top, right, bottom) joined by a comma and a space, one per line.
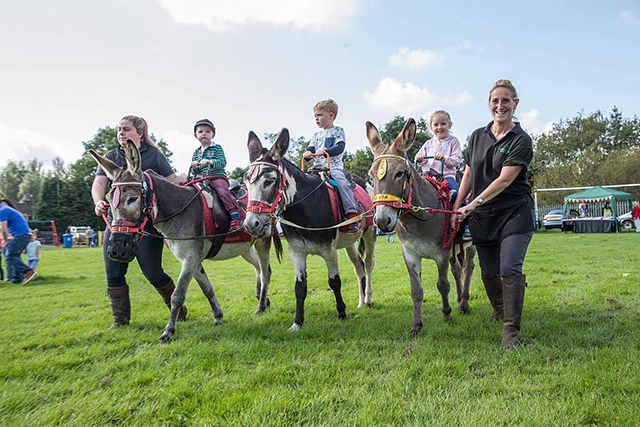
107, 285, 131, 330
155, 279, 188, 322
482, 276, 504, 321
501, 274, 527, 349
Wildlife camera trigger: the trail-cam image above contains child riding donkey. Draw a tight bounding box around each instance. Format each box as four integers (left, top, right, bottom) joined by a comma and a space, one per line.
188, 118, 243, 233
303, 99, 360, 233
415, 110, 470, 240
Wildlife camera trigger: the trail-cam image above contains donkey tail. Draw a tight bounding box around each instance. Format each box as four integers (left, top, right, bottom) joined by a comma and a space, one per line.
272, 233, 284, 264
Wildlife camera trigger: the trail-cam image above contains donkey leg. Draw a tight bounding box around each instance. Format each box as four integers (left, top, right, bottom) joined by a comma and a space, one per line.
435, 256, 453, 321
461, 245, 476, 314
243, 239, 272, 314
192, 263, 224, 324
324, 251, 347, 320
449, 249, 468, 314
402, 249, 424, 335
159, 265, 193, 342
344, 244, 368, 308
362, 227, 376, 308
289, 252, 308, 331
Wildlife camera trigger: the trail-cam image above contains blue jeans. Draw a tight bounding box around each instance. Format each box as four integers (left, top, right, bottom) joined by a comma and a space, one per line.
6, 234, 32, 283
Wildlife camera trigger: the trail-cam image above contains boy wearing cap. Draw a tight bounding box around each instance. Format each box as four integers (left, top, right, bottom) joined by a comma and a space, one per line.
188, 119, 242, 232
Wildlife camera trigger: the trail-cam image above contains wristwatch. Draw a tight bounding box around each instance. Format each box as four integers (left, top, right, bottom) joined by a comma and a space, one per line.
476, 197, 484, 206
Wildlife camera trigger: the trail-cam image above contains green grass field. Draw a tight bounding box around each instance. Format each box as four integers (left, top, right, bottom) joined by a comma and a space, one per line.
1, 230, 639, 426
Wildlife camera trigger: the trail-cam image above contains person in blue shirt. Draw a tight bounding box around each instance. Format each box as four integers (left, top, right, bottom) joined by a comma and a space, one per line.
0, 198, 37, 284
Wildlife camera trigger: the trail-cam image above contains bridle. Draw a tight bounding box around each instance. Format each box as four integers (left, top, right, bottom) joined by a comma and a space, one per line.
246, 161, 288, 216
105, 171, 156, 238
371, 153, 460, 249
371, 154, 415, 213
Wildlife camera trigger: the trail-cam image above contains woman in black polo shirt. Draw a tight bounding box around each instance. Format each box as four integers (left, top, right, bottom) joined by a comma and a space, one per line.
91, 115, 187, 329
452, 80, 535, 349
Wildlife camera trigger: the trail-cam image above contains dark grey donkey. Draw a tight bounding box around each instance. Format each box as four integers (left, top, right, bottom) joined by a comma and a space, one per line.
366, 118, 476, 335
90, 141, 282, 342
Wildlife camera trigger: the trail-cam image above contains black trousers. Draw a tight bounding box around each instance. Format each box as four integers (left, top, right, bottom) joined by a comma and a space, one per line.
102, 226, 172, 289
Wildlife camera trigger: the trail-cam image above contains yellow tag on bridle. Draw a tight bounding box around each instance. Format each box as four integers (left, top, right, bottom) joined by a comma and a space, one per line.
377, 158, 387, 179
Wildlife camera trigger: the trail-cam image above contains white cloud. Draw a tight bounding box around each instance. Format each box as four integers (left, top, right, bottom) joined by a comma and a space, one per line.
363, 78, 473, 115
388, 47, 445, 70
0, 124, 82, 171
619, 10, 640, 25
160, 0, 363, 32
518, 109, 554, 136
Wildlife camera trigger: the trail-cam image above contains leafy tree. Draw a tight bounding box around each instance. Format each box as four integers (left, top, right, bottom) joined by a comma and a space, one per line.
343, 148, 374, 182
532, 107, 640, 203
263, 132, 310, 168
228, 166, 249, 184
0, 160, 29, 202
378, 116, 431, 162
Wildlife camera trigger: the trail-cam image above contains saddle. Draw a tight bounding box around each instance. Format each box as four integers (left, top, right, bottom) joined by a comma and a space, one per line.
189, 182, 253, 259
305, 167, 373, 232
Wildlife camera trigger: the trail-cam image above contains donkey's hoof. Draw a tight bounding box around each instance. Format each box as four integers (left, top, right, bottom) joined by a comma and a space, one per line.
288, 323, 302, 331
158, 333, 172, 343
408, 326, 422, 337
458, 303, 470, 314
214, 317, 223, 325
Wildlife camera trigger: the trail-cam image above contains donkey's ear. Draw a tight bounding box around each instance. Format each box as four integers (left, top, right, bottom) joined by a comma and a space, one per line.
123, 140, 141, 175
89, 149, 122, 181
366, 121, 384, 155
392, 118, 417, 153
270, 128, 290, 161
247, 131, 264, 163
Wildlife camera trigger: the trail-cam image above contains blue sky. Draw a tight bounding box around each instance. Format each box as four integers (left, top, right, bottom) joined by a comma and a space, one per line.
1, 0, 639, 175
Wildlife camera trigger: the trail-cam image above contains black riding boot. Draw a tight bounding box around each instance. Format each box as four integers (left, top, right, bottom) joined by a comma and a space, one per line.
482, 275, 504, 321
501, 274, 526, 349
156, 279, 188, 322
107, 285, 131, 330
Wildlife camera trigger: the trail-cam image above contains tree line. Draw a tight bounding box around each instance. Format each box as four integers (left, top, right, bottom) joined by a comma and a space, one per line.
2, 107, 640, 231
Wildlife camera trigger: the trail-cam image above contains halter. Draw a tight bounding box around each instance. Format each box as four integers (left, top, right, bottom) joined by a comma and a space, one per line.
246, 161, 288, 216
371, 154, 414, 213
105, 172, 156, 237
371, 153, 460, 249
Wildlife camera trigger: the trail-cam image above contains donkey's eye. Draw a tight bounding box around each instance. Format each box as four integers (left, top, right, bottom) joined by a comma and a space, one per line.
127, 196, 138, 204
394, 171, 405, 180
263, 179, 274, 187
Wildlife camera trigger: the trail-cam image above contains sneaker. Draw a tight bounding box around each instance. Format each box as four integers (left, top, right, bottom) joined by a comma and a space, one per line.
229, 219, 243, 233
345, 215, 360, 233
461, 226, 472, 241
21, 269, 37, 285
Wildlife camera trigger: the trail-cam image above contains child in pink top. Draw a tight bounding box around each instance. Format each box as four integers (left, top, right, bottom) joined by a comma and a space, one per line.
415, 110, 463, 201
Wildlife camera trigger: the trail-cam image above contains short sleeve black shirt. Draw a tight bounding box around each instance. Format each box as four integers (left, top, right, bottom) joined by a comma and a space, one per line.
95, 143, 175, 179
464, 122, 533, 207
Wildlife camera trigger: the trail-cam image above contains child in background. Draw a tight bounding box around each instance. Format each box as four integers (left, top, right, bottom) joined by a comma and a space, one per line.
187, 118, 242, 232
303, 99, 359, 233
25, 231, 41, 273
415, 110, 463, 201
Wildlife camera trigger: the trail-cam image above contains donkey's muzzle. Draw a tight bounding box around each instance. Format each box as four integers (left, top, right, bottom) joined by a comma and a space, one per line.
107, 232, 139, 263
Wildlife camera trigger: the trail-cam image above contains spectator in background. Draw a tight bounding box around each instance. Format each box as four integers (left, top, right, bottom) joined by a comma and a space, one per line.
632, 201, 640, 233
0, 198, 37, 285
25, 231, 41, 273
579, 202, 589, 217
602, 201, 613, 217
86, 226, 96, 247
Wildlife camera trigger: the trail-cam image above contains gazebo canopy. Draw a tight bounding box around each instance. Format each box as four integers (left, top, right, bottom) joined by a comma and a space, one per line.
563, 186, 633, 217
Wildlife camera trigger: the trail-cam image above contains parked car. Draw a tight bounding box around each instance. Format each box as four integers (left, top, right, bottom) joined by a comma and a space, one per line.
69, 226, 89, 245
617, 212, 634, 230
542, 209, 564, 230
